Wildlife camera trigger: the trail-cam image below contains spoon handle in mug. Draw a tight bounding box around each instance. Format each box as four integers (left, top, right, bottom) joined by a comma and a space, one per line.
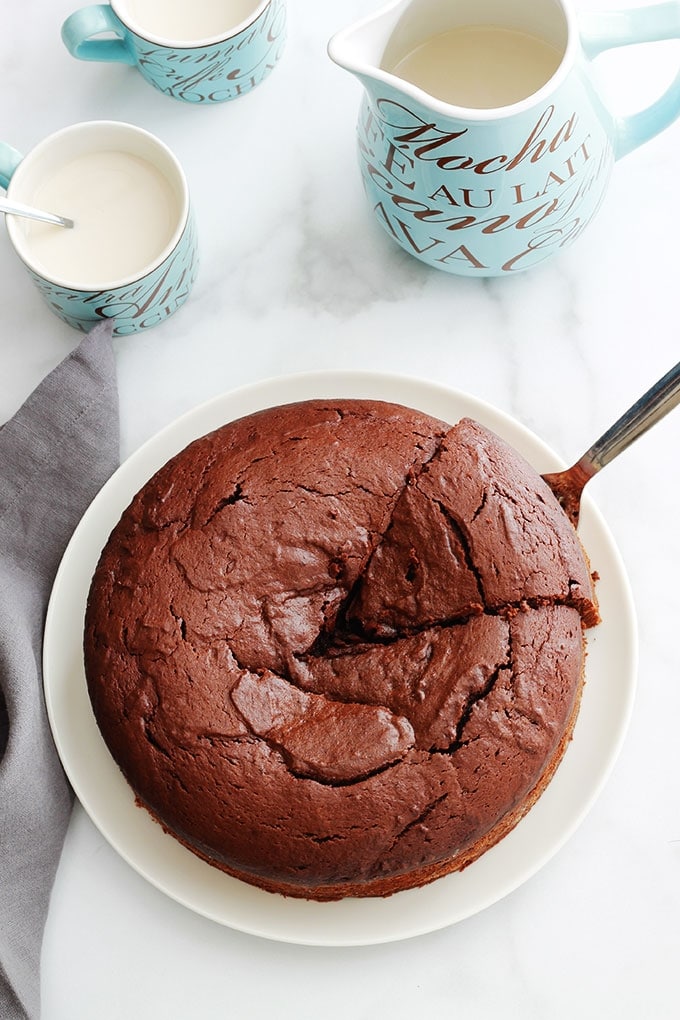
0, 196, 74, 228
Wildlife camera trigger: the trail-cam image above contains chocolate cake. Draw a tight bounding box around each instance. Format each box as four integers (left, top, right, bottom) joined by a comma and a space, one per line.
84, 399, 599, 900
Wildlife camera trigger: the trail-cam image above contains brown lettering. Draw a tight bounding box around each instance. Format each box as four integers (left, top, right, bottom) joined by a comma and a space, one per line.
549, 112, 577, 151
461, 188, 494, 209
365, 161, 398, 195
392, 196, 449, 222
429, 186, 494, 209
383, 143, 416, 189
515, 199, 559, 229
438, 245, 487, 269
373, 202, 444, 254
480, 214, 513, 234
361, 107, 384, 147
505, 106, 555, 170
429, 185, 462, 206
474, 155, 509, 174
513, 183, 540, 204
541, 171, 566, 193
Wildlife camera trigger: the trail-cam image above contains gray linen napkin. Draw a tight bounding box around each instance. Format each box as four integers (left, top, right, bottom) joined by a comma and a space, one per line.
0, 321, 120, 1019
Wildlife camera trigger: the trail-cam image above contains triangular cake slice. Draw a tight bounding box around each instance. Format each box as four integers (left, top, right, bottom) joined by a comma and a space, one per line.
349, 418, 598, 635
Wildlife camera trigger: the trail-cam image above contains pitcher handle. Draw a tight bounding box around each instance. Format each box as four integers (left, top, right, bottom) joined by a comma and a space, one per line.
61, 4, 136, 65
0, 143, 23, 191
579, 1, 680, 158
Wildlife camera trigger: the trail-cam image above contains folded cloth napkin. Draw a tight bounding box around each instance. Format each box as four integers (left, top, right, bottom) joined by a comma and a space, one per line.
0, 321, 120, 1019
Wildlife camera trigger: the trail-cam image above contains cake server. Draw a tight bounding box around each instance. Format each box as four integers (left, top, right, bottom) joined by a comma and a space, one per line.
543, 360, 680, 526
0, 196, 73, 228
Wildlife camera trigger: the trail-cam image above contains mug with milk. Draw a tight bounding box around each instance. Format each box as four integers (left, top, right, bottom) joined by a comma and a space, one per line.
329, 0, 680, 276
62, 0, 286, 103
0, 121, 198, 335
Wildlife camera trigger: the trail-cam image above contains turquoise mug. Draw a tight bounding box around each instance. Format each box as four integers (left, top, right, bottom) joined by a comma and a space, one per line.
0, 121, 198, 335
62, 0, 286, 103
329, 0, 680, 276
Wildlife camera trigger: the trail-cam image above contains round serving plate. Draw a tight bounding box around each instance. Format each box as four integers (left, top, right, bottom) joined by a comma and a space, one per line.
43, 372, 637, 946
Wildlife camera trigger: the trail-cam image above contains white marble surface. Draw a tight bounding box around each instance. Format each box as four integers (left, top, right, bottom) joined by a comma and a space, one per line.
2, 1, 679, 1016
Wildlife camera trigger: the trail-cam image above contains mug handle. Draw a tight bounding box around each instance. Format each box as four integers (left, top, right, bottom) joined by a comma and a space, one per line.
61, 4, 137, 65
580, 1, 680, 158
0, 142, 23, 191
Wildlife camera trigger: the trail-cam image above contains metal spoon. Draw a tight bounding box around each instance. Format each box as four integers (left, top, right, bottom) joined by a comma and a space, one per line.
542, 360, 680, 526
0, 196, 73, 228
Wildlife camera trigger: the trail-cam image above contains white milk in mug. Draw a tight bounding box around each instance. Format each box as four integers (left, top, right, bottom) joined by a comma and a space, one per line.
24, 150, 181, 287
1, 121, 198, 333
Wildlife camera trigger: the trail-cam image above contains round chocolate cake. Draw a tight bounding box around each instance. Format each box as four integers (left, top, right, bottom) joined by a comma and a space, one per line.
84, 399, 599, 899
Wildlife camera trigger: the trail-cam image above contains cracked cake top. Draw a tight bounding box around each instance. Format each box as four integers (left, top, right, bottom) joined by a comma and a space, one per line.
84, 399, 598, 899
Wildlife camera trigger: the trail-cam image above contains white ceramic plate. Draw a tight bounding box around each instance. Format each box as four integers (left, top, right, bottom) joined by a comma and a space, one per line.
43, 372, 637, 946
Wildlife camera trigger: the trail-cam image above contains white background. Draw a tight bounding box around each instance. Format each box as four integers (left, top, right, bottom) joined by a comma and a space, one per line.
1, 1, 679, 1017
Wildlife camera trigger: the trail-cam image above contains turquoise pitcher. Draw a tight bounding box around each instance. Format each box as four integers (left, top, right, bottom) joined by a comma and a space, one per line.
329, 0, 680, 275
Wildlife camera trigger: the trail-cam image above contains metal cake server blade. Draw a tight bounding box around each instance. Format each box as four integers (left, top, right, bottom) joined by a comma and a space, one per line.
542, 360, 680, 527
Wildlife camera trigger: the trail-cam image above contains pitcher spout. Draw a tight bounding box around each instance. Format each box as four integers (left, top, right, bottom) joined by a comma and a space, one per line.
327, 0, 414, 83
